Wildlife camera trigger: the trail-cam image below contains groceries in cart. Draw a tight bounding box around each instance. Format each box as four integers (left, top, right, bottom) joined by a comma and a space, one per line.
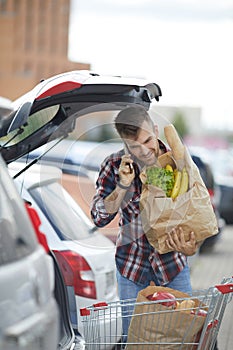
80, 277, 233, 349
126, 285, 207, 349
139, 124, 218, 254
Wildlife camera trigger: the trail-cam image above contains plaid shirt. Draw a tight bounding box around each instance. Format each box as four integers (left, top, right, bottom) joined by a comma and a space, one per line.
91, 146, 187, 286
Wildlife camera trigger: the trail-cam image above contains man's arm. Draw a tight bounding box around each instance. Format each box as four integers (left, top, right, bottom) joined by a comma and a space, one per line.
104, 185, 130, 214
91, 153, 135, 226
104, 154, 135, 214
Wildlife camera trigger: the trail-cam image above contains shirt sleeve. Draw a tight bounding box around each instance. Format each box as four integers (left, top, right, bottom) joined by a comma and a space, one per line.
91, 156, 119, 227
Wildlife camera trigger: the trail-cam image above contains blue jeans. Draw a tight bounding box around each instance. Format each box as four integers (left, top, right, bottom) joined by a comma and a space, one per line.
116, 265, 192, 343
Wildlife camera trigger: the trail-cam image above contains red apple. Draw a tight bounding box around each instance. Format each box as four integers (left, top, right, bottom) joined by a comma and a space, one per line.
147, 291, 177, 307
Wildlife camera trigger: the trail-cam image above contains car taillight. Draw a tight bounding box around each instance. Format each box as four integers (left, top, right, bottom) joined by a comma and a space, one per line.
53, 250, 97, 299
24, 202, 50, 253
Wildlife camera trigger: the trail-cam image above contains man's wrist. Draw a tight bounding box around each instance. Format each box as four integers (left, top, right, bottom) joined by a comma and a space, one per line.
117, 182, 131, 190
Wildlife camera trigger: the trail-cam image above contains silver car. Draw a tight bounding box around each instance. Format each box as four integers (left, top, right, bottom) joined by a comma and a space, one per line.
9, 162, 120, 346
0, 92, 83, 350
0, 154, 59, 350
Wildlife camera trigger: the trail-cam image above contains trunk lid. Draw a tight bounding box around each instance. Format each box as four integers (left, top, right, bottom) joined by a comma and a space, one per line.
0, 70, 161, 164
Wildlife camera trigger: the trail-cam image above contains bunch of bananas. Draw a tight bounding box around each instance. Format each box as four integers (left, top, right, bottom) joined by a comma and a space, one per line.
165, 164, 189, 199
145, 164, 189, 199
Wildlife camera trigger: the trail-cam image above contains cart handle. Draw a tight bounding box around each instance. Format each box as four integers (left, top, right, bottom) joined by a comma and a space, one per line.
80, 302, 108, 316
215, 284, 233, 294
80, 308, 90, 316
207, 319, 218, 330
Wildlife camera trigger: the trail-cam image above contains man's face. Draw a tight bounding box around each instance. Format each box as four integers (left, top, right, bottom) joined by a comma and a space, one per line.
124, 120, 160, 165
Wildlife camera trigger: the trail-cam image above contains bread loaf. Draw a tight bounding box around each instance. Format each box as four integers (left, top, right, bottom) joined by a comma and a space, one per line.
164, 124, 185, 169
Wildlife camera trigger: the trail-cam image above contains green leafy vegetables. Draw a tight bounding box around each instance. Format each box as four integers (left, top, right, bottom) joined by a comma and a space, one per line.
145, 166, 175, 197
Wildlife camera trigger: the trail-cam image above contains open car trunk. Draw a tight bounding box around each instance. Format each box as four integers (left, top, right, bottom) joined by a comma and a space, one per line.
0, 70, 161, 164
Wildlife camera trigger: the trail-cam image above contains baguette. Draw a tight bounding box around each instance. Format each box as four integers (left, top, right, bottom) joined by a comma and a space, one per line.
164, 124, 185, 169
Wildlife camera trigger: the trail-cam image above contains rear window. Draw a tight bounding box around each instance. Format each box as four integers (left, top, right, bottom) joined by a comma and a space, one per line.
0, 156, 38, 265
0, 105, 59, 146
30, 181, 93, 241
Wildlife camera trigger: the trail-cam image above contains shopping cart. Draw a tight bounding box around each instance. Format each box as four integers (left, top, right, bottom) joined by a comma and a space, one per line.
80, 277, 233, 349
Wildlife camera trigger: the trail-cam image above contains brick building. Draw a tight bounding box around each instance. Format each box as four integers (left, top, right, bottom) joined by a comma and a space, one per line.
0, 0, 90, 100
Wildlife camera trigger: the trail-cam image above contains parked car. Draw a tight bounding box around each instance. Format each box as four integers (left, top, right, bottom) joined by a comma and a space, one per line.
190, 154, 224, 252
0, 97, 81, 350
217, 181, 233, 225
188, 146, 232, 226
9, 161, 120, 345
0, 154, 60, 350
0, 97, 84, 350
196, 147, 233, 225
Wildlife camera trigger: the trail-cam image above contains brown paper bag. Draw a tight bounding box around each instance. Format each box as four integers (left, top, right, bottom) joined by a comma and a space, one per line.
126, 286, 206, 350
139, 148, 218, 254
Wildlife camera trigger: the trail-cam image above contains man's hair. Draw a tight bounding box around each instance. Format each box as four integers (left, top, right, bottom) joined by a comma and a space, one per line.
114, 105, 153, 138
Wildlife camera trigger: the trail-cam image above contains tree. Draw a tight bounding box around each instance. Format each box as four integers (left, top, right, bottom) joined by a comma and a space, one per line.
172, 111, 189, 139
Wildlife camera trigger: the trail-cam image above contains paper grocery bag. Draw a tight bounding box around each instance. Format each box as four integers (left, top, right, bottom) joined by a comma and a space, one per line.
126, 286, 206, 350
139, 148, 218, 254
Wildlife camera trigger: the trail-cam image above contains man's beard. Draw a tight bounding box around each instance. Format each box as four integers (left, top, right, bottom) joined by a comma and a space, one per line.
141, 151, 158, 166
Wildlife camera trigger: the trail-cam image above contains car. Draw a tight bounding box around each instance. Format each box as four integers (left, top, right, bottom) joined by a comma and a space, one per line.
190, 153, 224, 252
217, 181, 233, 225
190, 146, 233, 225
0, 96, 80, 350
0, 93, 84, 350
9, 161, 120, 345
0, 70, 162, 346
201, 148, 233, 225
0, 154, 60, 350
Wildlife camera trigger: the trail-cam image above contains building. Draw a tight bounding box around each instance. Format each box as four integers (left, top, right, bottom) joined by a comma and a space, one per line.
0, 0, 90, 100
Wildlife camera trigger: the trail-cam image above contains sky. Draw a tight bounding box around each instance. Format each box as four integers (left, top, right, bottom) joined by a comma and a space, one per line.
68, 0, 233, 131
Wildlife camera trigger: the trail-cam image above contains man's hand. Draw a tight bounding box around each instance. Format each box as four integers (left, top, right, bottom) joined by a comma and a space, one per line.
104, 155, 135, 214
166, 227, 198, 256
119, 154, 135, 187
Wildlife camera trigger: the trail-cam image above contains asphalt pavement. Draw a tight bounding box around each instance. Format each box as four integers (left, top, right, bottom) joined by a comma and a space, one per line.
190, 224, 233, 350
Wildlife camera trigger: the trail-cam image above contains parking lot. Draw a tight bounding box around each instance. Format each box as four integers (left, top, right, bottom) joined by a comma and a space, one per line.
190, 225, 233, 350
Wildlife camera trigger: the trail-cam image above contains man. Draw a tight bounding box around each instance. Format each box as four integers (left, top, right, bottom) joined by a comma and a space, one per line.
91, 105, 198, 338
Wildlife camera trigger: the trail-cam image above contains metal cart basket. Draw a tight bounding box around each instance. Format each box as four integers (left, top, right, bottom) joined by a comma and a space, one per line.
80, 277, 233, 349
